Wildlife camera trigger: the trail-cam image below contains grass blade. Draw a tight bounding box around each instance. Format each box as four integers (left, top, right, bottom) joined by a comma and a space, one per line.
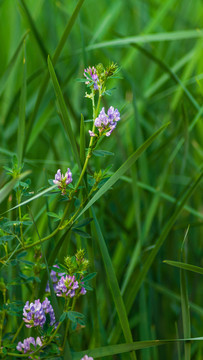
2, 185, 56, 213
47, 56, 81, 170
80, 114, 85, 165
164, 261, 203, 275
180, 228, 191, 360
17, 40, 26, 166
0, 31, 29, 97
18, 0, 48, 61
92, 208, 137, 360
86, 30, 203, 51
0, 171, 31, 204
72, 338, 203, 360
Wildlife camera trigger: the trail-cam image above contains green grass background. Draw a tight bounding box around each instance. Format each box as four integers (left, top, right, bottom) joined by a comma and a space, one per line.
0, 0, 203, 359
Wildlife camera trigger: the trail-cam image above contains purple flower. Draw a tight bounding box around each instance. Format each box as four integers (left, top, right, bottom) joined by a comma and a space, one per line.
64, 168, 72, 185
80, 287, 87, 295
23, 298, 55, 328
93, 107, 120, 137
81, 355, 94, 360
56, 275, 79, 298
53, 169, 62, 184
84, 66, 99, 90
45, 265, 65, 293
88, 130, 96, 137
42, 298, 56, 326
16, 336, 42, 354
53, 168, 72, 195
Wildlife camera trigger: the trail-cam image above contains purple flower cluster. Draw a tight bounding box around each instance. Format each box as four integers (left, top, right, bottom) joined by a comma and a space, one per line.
16, 336, 42, 354
84, 66, 99, 90
56, 275, 86, 298
81, 355, 94, 360
56, 275, 78, 298
89, 106, 120, 137
45, 265, 65, 293
53, 168, 72, 186
23, 298, 55, 328
53, 168, 72, 195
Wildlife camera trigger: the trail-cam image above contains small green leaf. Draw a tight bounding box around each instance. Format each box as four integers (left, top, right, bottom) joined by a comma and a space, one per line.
93, 150, 114, 157
59, 312, 68, 323
72, 228, 91, 238
47, 212, 61, 219
74, 217, 93, 228
82, 272, 97, 282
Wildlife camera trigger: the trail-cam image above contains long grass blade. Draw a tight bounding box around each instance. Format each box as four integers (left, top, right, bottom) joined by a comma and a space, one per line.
2, 185, 56, 213
164, 261, 203, 275
0, 31, 29, 97
80, 114, 85, 165
18, 0, 48, 61
72, 338, 203, 360
17, 40, 27, 166
85, 30, 203, 51
47, 56, 81, 170
92, 208, 137, 360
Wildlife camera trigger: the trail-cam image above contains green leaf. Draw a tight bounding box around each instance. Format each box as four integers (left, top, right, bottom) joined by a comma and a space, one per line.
72, 228, 91, 238
47, 212, 61, 219
0, 235, 15, 243
75, 217, 93, 228
68, 311, 84, 318
82, 272, 97, 282
60, 312, 68, 322
164, 260, 203, 275
93, 150, 114, 157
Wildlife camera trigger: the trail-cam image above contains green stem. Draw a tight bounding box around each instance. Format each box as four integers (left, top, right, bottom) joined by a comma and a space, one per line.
62, 297, 76, 352
11, 321, 24, 344
17, 190, 24, 247
0, 290, 6, 353
74, 89, 102, 191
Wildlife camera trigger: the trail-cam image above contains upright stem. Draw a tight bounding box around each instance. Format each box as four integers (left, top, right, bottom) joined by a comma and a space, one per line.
0, 289, 6, 352
75, 89, 102, 191
17, 189, 24, 247
62, 297, 76, 352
